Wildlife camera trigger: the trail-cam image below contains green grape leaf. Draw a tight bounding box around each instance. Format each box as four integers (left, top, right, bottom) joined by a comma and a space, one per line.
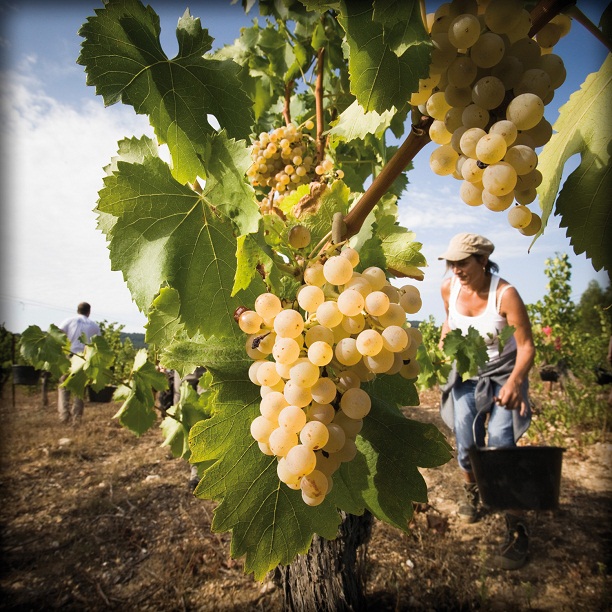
365, 372, 420, 409
536, 55, 612, 275
416, 344, 450, 390
63, 335, 115, 395
97, 142, 265, 338
78, 0, 253, 184
145, 287, 185, 350
372, 0, 429, 57
161, 382, 211, 459
288, 180, 351, 247
376, 216, 427, 279
189, 372, 341, 580
19, 325, 71, 379
202, 131, 260, 237
339, 1, 432, 112
328, 100, 396, 141
161, 333, 251, 379
114, 349, 168, 435
443, 327, 489, 381
331, 385, 452, 530
357, 212, 426, 279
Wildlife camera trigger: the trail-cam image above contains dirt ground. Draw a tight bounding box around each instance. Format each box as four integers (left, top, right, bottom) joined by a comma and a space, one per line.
0, 384, 610, 611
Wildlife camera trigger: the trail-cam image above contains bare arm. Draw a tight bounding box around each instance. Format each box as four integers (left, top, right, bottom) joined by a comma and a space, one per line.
438, 277, 452, 350
496, 285, 535, 415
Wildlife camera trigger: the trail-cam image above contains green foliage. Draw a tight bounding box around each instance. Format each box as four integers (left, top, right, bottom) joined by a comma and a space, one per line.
536, 55, 612, 278
18, 325, 71, 379
98, 320, 138, 381
114, 349, 169, 434
190, 366, 450, 580
76, 0, 610, 578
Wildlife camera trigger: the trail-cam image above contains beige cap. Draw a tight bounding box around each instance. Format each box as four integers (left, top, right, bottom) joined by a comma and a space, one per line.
438, 233, 495, 261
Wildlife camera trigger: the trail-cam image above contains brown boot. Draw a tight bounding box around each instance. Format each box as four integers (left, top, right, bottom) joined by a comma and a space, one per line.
458, 482, 479, 523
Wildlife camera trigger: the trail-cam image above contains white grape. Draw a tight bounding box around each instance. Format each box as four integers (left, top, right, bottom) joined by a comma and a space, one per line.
461, 157, 485, 183
471, 76, 505, 110
470, 32, 505, 68
378, 303, 408, 327
311, 377, 337, 404
399, 285, 422, 314
316, 301, 343, 328
337, 289, 365, 317
249, 360, 266, 385
307, 401, 335, 424
277, 457, 302, 488
506, 93, 544, 130
288, 224, 311, 249
278, 404, 307, 433
323, 423, 346, 453
335, 337, 363, 366
299, 421, 330, 450
335, 438, 358, 463
257, 361, 282, 387
508, 204, 533, 228
290, 360, 320, 388
504, 145, 538, 175
323, 255, 354, 285
460, 128, 486, 159
238, 310, 263, 334
333, 410, 363, 438
448, 13, 481, 48
340, 246, 360, 267
430, 144, 459, 175
476, 133, 507, 165
462, 104, 489, 129
364, 290, 390, 316
336, 370, 362, 393
518, 212, 542, 236
250, 415, 277, 443
307, 341, 333, 367
426, 91, 453, 121
269, 427, 298, 457
482, 189, 515, 211
356, 329, 384, 357
488, 120, 518, 146
342, 313, 366, 334
285, 444, 317, 478
514, 187, 537, 205
344, 276, 373, 297
300, 469, 329, 498
297, 285, 325, 312
460, 180, 484, 206
260, 391, 289, 421
399, 360, 420, 379
363, 348, 395, 374
255, 293, 283, 320
304, 262, 326, 287
273, 336, 301, 364
482, 162, 517, 196
305, 325, 335, 347
429, 120, 453, 145
381, 325, 409, 352
274, 309, 305, 339
361, 266, 387, 291
283, 379, 313, 408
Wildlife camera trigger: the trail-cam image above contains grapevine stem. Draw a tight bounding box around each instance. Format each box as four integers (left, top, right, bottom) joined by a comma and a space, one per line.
343, 117, 433, 239
315, 47, 326, 162
564, 4, 612, 52
528, 0, 576, 36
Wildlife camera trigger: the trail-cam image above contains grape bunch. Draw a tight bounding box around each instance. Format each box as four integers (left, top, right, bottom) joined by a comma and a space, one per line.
414, 0, 571, 236
247, 121, 344, 214
236, 247, 422, 506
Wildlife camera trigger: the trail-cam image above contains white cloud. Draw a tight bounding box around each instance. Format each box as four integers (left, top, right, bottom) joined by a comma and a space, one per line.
0, 69, 153, 332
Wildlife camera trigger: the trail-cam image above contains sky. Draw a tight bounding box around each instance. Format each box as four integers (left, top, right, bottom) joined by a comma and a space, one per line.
0, 0, 609, 335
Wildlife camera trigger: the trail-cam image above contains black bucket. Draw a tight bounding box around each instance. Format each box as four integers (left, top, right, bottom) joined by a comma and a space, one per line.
87, 386, 116, 403
12, 365, 41, 386
468, 446, 565, 511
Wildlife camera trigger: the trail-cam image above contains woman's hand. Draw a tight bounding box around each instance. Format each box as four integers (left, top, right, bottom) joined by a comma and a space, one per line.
495, 379, 528, 416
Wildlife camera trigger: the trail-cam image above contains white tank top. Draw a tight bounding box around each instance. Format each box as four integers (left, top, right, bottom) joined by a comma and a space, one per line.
448, 274, 517, 361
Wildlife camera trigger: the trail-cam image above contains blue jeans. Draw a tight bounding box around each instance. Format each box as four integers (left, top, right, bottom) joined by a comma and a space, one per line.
452, 379, 515, 472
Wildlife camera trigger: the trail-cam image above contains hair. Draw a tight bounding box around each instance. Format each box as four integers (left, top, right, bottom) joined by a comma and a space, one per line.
445, 255, 499, 275
77, 302, 91, 316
